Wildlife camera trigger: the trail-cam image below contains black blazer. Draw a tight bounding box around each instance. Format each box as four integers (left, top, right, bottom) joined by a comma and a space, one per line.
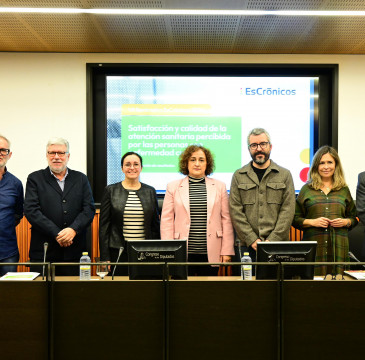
24, 167, 95, 261
356, 171, 365, 225
99, 182, 160, 261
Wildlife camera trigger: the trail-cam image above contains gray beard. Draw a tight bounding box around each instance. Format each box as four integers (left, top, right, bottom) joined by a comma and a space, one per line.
252, 152, 270, 165
50, 165, 66, 174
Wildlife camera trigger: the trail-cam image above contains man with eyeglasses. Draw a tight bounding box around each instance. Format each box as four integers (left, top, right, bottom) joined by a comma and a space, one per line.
229, 128, 295, 262
0, 135, 24, 276
24, 137, 95, 275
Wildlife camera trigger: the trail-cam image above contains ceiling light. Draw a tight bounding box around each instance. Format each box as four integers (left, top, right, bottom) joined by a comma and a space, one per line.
1, 8, 365, 16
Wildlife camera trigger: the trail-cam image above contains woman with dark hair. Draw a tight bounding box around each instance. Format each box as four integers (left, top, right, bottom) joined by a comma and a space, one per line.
293, 146, 357, 276
99, 152, 160, 275
160, 145, 234, 275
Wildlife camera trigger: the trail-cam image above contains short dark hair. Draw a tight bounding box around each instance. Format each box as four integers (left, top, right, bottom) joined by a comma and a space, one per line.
178, 145, 215, 176
121, 152, 143, 167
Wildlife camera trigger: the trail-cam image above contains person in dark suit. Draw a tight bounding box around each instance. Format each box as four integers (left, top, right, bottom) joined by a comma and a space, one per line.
99, 152, 160, 275
356, 172, 365, 225
24, 137, 95, 275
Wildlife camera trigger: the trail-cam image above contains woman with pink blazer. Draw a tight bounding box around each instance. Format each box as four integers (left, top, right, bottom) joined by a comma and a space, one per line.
160, 145, 234, 276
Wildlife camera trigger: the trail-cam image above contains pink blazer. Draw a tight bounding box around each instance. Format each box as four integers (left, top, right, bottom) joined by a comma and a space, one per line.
160, 176, 235, 263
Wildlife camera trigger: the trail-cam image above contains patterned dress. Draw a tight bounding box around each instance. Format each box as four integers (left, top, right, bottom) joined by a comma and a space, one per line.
293, 184, 358, 275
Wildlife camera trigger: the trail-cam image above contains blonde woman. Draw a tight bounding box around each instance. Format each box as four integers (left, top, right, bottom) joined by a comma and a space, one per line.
293, 146, 357, 275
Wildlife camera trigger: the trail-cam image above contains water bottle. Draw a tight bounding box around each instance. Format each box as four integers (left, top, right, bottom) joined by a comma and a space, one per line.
80, 252, 91, 280
241, 252, 252, 280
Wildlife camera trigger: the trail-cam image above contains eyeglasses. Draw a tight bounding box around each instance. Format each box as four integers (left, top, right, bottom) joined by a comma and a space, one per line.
248, 142, 270, 150
124, 162, 141, 168
47, 151, 68, 157
0, 148, 10, 156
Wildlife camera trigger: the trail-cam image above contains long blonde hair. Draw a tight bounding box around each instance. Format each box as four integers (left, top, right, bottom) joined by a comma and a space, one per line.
307, 146, 347, 191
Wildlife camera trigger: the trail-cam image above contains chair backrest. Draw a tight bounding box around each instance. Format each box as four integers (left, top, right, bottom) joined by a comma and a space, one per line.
348, 222, 365, 262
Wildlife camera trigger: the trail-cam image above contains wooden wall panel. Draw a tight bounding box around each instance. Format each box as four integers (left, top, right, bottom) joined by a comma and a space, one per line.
15, 217, 31, 272
91, 210, 100, 275
91, 210, 100, 261
15, 211, 302, 273
290, 226, 304, 242
15, 212, 101, 273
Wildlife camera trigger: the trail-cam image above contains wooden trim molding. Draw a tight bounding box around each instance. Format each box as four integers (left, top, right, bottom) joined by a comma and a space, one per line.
15, 210, 302, 273
15, 210, 100, 273
15, 217, 32, 272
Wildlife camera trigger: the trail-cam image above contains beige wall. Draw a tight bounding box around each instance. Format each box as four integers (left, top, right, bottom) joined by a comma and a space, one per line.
0, 52, 364, 197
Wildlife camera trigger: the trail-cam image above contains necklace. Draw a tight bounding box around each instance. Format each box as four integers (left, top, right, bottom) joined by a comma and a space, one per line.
322, 184, 332, 194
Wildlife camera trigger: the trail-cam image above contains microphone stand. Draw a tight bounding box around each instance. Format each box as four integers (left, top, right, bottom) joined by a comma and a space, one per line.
325, 251, 363, 280
236, 238, 243, 278
42, 242, 48, 280
112, 246, 124, 280
348, 251, 365, 269
237, 238, 242, 260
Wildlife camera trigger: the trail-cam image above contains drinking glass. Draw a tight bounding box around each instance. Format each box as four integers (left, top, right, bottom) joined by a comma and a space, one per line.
96, 263, 109, 279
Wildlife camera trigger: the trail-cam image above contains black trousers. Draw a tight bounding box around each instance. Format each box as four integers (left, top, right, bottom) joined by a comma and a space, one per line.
30, 262, 79, 276
187, 254, 218, 276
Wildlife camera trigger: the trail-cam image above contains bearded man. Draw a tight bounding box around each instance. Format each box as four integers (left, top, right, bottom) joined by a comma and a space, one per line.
229, 128, 295, 260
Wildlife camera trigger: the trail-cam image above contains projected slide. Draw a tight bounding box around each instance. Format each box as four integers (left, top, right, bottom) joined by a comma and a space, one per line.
106, 76, 316, 193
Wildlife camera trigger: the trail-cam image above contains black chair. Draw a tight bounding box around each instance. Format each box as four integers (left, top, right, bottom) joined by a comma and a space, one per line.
348, 221, 365, 268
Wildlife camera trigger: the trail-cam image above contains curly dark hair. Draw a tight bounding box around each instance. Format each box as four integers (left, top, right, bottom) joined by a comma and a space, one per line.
178, 145, 215, 176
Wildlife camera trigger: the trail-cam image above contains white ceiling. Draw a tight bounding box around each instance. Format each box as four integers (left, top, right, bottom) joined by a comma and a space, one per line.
1, 0, 365, 54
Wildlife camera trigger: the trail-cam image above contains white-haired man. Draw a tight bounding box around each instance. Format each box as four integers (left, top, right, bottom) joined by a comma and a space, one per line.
24, 137, 95, 275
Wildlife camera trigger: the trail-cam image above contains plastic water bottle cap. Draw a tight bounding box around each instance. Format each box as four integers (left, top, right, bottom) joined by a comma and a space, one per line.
244, 252, 249, 256
82, 252, 88, 255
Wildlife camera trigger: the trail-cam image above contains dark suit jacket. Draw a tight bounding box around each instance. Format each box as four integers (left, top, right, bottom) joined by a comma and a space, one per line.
99, 182, 160, 261
24, 167, 95, 261
356, 171, 365, 225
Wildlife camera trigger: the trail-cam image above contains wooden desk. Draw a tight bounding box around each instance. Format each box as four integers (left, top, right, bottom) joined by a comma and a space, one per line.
2, 275, 365, 360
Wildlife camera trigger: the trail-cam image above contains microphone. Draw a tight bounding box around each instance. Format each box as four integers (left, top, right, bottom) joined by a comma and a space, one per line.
348, 251, 365, 269
112, 246, 124, 280
42, 242, 48, 280
236, 238, 242, 260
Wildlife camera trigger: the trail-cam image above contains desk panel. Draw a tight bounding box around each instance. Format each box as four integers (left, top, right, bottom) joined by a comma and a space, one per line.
0, 281, 48, 360
168, 279, 279, 360
282, 280, 365, 360
52, 279, 165, 360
